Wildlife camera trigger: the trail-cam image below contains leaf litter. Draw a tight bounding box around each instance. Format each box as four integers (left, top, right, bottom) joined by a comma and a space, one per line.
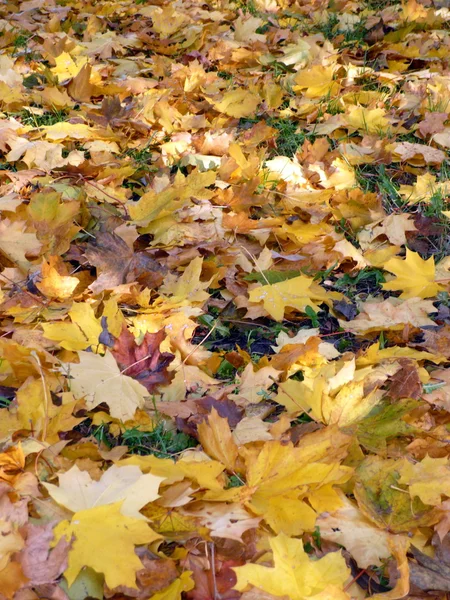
2, 0, 450, 598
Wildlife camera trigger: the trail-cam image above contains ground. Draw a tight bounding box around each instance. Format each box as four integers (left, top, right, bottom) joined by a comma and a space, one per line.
0, 0, 450, 598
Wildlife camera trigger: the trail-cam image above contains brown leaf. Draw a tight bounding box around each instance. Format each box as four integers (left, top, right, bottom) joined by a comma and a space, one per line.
84, 232, 166, 294
421, 326, 450, 358
409, 546, 450, 592
435, 501, 450, 542
418, 112, 447, 137
112, 326, 174, 392
20, 523, 70, 585
0, 562, 29, 600
0, 482, 28, 526
104, 554, 179, 598
389, 359, 422, 399
392, 142, 446, 165
423, 369, 450, 410
67, 64, 95, 102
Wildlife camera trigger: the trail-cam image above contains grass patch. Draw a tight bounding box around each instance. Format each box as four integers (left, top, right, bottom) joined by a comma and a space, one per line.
239, 116, 314, 157
412, 191, 450, 261
334, 267, 386, 299
217, 71, 233, 80
122, 423, 197, 457
0, 396, 12, 409
226, 474, 245, 488
13, 32, 32, 49
125, 138, 159, 174
11, 30, 41, 62
435, 160, 450, 182
356, 164, 404, 212
266, 117, 312, 156
364, 0, 401, 8
92, 420, 197, 457
15, 108, 68, 127
232, 0, 260, 15
312, 14, 368, 49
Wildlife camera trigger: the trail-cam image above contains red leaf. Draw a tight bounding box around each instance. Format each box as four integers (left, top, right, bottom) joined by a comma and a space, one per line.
112, 326, 174, 392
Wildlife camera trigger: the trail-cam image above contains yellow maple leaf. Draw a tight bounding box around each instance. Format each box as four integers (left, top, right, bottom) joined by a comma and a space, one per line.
0, 520, 24, 571
42, 302, 102, 351
359, 214, 417, 248
345, 107, 390, 135
233, 532, 349, 600
118, 453, 226, 490
212, 88, 260, 118
51, 52, 89, 81
150, 572, 195, 600
36, 256, 79, 300
0, 219, 41, 272
322, 380, 383, 428
399, 455, 450, 505
343, 297, 437, 334
382, 249, 443, 299
15, 378, 82, 443
402, 0, 428, 21
0, 444, 26, 486
130, 169, 215, 224
275, 363, 382, 427
399, 173, 450, 204
150, 5, 189, 36
294, 65, 339, 98
317, 494, 395, 569
234, 363, 281, 405
356, 343, 445, 367
41, 122, 104, 141
159, 256, 211, 303
53, 502, 160, 589
44, 463, 164, 519
216, 440, 353, 535
277, 221, 333, 246
197, 408, 239, 472
390, 141, 445, 166
66, 350, 148, 421
274, 376, 326, 420
233, 14, 267, 43
35, 86, 75, 109
248, 276, 336, 321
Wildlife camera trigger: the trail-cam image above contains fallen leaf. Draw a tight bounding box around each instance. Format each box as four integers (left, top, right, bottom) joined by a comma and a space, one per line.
20, 523, 69, 585
53, 502, 161, 589
0, 219, 41, 271
391, 142, 446, 165
211, 89, 260, 118
112, 326, 174, 392
389, 359, 422, 399
44, 464, 164, 519
197, 408, 239, 472
382, 249, 442, 299
248, 276, 334, 321
66, 351, 149, 421
399, 455, 450, 506
36, 256, 79, 299
342, 297, 437, 333
233, 363, 281, 406
317, 494, 400, 568
233, 532, 350, 600
85, 232, 166, 294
